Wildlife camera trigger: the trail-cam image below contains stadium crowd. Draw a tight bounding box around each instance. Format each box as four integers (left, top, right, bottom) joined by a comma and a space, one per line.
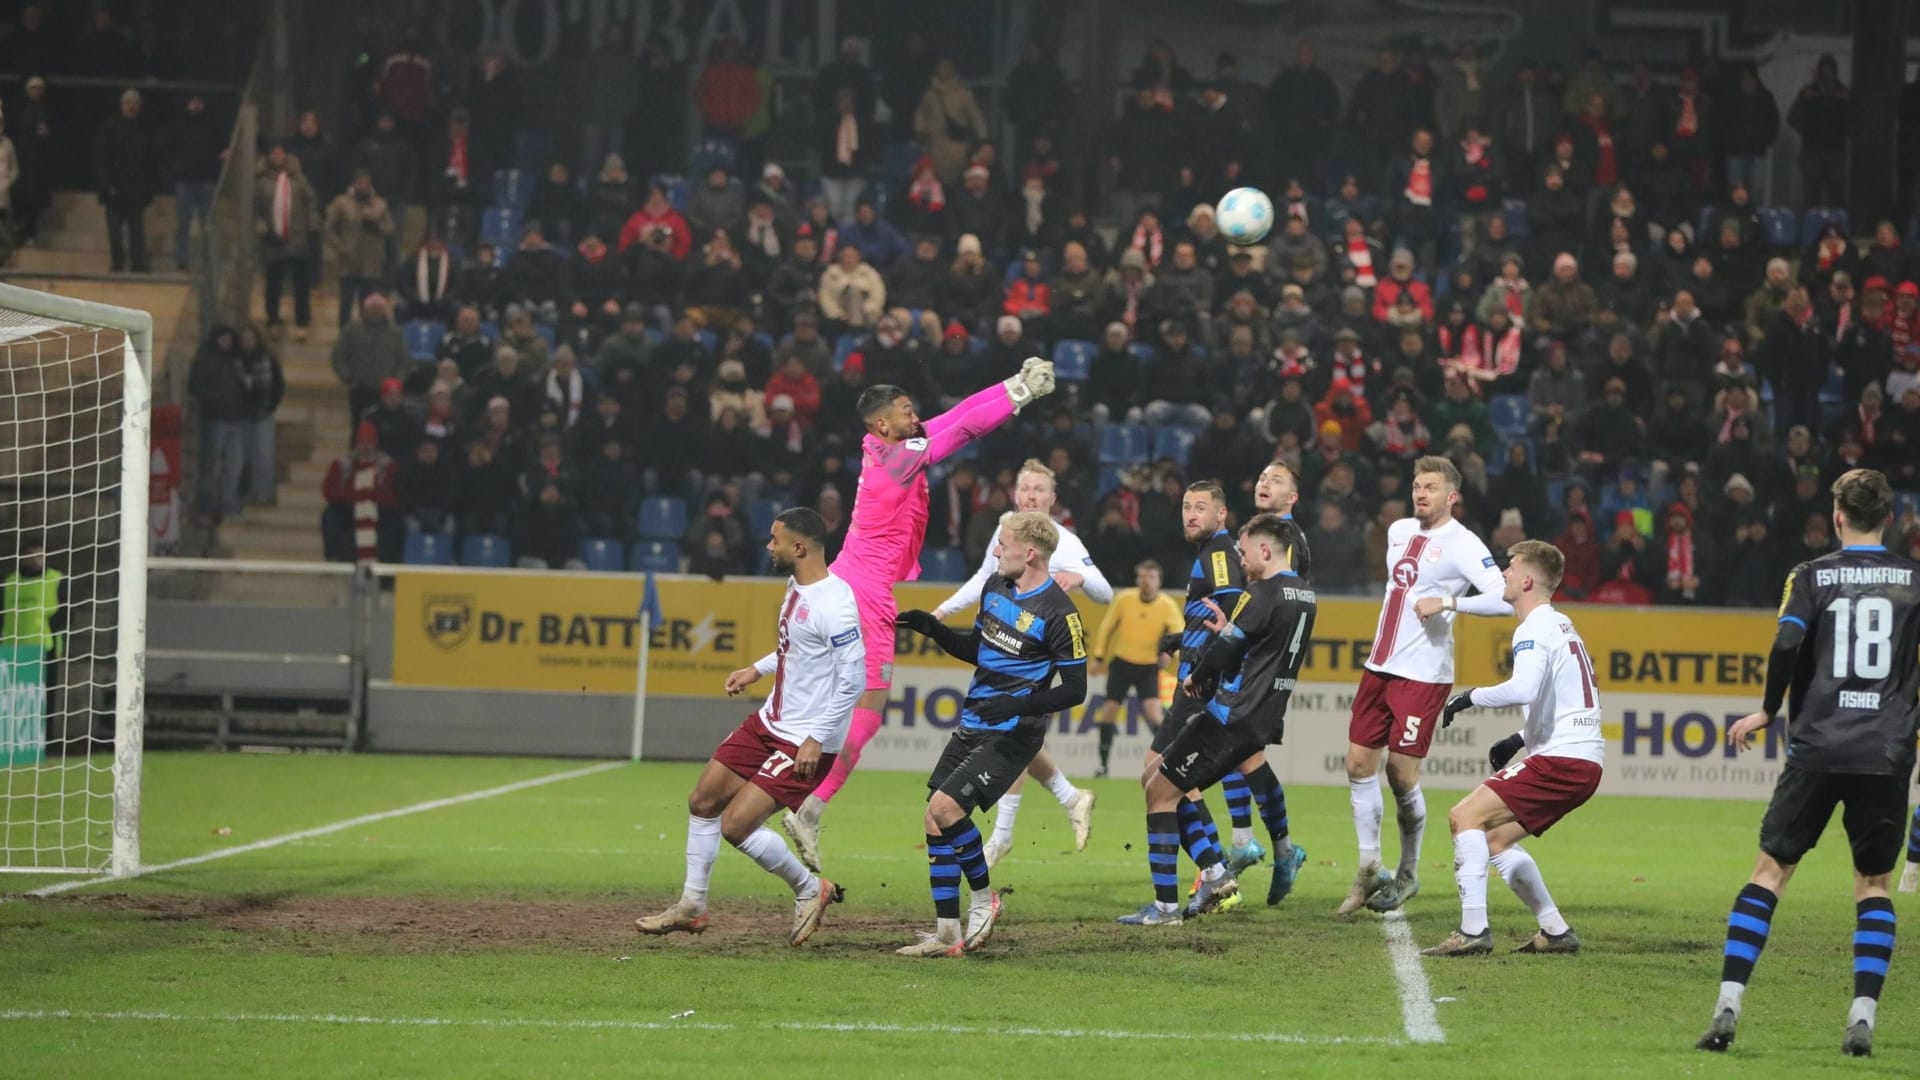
173, 28, 1920, 601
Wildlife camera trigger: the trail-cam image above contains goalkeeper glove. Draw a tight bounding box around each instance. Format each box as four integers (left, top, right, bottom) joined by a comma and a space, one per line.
1001, 357, 1057, 410
1442, 689, 1475, 729
969, 696, 1022, 724
1489, 733, 1525, 772
895, 610, 942, 638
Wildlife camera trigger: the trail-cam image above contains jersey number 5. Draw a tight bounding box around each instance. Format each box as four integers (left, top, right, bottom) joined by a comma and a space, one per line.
1828, 597, 1893, 680
1401, 714, 1423, 744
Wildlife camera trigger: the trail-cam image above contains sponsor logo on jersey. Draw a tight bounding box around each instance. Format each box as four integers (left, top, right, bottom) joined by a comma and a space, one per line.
905, 437, 929, 452
1210, 549, 1232, 587
1082, 556, 1094, 566
1066, 613, 1087, 659
1391, 557, 1420, 588
1424, 544, 1443, 563
830, 627, 861, 648
1482, 556, 1497, 568
1512, 640, 1534, 653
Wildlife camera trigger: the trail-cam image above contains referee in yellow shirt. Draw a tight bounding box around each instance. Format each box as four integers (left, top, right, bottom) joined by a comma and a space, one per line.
1089, 560, 1186, 776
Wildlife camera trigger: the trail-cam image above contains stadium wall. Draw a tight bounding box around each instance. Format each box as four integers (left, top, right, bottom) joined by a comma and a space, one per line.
365, 570, 1910, 802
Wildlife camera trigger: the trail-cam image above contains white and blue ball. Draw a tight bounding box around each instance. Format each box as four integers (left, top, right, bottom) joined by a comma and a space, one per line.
1215, 186, 1274, 245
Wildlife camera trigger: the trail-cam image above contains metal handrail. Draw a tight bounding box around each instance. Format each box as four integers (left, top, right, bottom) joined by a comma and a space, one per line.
150, 557, 354, 576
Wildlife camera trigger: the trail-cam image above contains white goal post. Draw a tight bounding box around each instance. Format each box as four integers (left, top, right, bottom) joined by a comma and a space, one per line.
0, 282, 151, 878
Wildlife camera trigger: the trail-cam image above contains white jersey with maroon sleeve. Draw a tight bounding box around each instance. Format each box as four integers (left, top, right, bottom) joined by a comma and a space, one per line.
753, 573, 866, 752
1469, 604, 1606, 766
1364, 517, 1508, 684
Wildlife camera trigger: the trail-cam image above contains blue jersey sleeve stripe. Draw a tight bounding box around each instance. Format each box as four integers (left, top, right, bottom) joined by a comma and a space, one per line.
1778, 615, 1807, 629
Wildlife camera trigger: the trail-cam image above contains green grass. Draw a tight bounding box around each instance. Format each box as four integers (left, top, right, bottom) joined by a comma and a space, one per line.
1, 751, 1914, 1078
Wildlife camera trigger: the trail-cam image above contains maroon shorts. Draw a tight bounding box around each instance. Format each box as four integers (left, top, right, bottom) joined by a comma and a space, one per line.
1348, 669, 1452, 758
1486, 754, 1603, 837
712, 713, 840, 812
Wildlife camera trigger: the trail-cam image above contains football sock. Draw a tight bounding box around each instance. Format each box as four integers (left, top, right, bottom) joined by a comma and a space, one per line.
1222, 770, 1254, 845
1350, 774, 1384, 867
926, 831, 961, 920
794, 793, 825, 828
990, 794, 1021, 849
1197, 799, 1225, 864
1147, 810, 1182, 907
1854, 896, 1896, 1026
1176, 798, 1223, 870
1243, 763, 1291, 857
946, 819, 991, 894
735, 827, 812, 895
1045, 770, 1078, 807
810, 706, 882, 804
1097, 723, 1116, 770
681, 814, 722, 910
1395, 785, 1426, 880
1453, 828, 1490, 935
1716, 882, 1778, 1016
1490, 844, 1567, 935
1908, 806, 1920, 863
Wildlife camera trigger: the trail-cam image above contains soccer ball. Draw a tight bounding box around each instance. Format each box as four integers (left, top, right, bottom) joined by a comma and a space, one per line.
1215, 187, 1274, 245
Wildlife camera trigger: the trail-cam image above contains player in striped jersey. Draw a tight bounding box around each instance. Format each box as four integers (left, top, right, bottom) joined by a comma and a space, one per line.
893, 512, 1090, 957
636, 509, 862, 946
931, 460, 1107, 867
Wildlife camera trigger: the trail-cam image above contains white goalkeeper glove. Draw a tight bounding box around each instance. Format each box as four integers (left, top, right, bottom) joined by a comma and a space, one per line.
1002, 357, 1057, 411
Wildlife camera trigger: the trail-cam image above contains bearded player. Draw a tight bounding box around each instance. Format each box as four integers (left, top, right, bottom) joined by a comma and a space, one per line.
1339, 456, 1511, 916
636, 508, 862, 945
782, 363, 1058, 869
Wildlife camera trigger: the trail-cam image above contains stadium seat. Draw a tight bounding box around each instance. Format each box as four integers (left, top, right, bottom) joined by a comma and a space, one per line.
1151, 425, 1198, 465
459, 533, 512, 568
746, 498, 780, 538
1896, 491, 1920, 521
651, 174, 689, 212
492, 169, 532, 209
1051, 339, 1096, 381
1099, 423, 1148, 464
578, 538, 624, 573
478, 320, 500, 342
1489, 394, 1531, 438
403, 319, 446, 361
1097, 464, 1123, 497
1126, 342, 1156, 368
629, 540, 682, 573
694, 328, 719, 353
690, 137, 737, 175
638, 496, 688, 540
1800, 206, 1849, 246
1488, 436, 1533, 477
480, 206, 521, 248
532, 322, 557, 349
832, 333, 860, 371
1760, 207, 1798, 249
751, 330, 775, 352
403, 529, 453, 566
918, 546, 969, 582
1501, 197, 1529, 239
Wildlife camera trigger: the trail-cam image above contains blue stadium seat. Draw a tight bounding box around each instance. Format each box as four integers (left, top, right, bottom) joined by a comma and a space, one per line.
746, 498, 780, 539
918, 546, 969, 582
478, 320, 500, 342
512, 130, 548, 169
629, 540, 682, 573
1488, 436, 1534, 477
578, 538, 625, 573
459, 533, 512, 568
694, 328, 719, 353
1151, 425, 1198, 465
1126, 342, 1156, 368
1051, 339, 1096, 381
1896, 491, 1920, 521
1097, 465, 1123, 497
532, 322, 557, 349
651, 174, 689, 212
1099, 423, 1149, 465
1502, 197, 1529, 240
689, 137, 737, 175
638, 496, 688, 540
967, 336, 987, 355
751, 330, 774, 351
403, 319, 446, 361
1695, 205, 1718, 245
403, 529, 453, 566
832, 333, 860, 371
1489, 394, 1531, 438
492, 169, 532, 209
1760, 207, 1798, 249
480, 206, 521, 248
1800, 206, 1849, 246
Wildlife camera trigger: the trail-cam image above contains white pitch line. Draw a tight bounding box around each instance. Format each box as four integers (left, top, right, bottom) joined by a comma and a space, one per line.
0, 1008, 1401, 1046
1381, 910, 1445, 1044
22, 761, 628, 899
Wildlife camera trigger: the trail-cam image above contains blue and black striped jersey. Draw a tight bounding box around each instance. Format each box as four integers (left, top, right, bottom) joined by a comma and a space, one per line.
1178, 528, 1246, 680
1197, 573, 1318, 742
961, 575, 1088, 732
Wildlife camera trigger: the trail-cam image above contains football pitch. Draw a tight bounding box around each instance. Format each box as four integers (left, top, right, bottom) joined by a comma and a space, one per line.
1, 752, 1912, 1078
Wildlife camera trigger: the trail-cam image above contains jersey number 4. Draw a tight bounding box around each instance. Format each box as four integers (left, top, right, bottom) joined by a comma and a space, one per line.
1828, 597, 1894, 680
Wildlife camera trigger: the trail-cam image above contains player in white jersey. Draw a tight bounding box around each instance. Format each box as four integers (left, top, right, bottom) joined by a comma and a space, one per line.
637, 508, 864, 946
928, 459, 1104, 867
1422, 540, 1605, 956
1338, 456, 1512, 916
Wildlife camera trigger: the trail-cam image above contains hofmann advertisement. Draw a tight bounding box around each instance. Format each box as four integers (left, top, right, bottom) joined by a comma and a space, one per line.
388, 570, 1907, 801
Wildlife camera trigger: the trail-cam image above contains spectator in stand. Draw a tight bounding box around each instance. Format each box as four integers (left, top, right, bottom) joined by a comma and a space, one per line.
389, 232, 459, 324
914, 58, 988, 186
377, 39, 435, 145
840, 196, 908, 269
321, 421, 400, 565
516, 476, 584, 571
1655, 501, 1714, 605
1387, 128, 1443, 268
1664, 67, 1714, 199
1758, 285, 1830, 435
1372, 248, 1434, 324
886, 235, 945, 318
284, 110, 339, 234
1720, 64, 1780, 192
10, 76, 53, 245
428, 306, 487, 381
947, 163, 1007, 261
1447, 122, 1504, 255
362, 375, 421, 460
324, 170, 396, 327
818, 86, 870, 222
574, 24, 638, 171
397, 438, 458, 540
618, 183, 692, 262
1528, 253, 1598, 340
1788, 54, 1850, 207
465, 46, 522, 177
455, 437, 514, 539
540, 346, 595, 431
233, 324, 284, 508
1307, 501, 1368, 595
92, 88, 158, 273
575, 389, 633, 461
188, 324, 247, 521
352, 112, 417, 263
682, 228, 751, 327
818, 242, 886, 333
1553, 510, 1601, 599
587, 153, 638, 244
1140, 320, 1210, 426
256, 144, 318, 338
332, 292, 410, 427
168, 94, 222, 270
764, 346, 822, 428
427, 109, 481, 244
520, 160, 586, 247
978, 314, 1038, 387
686, 164, 745, 241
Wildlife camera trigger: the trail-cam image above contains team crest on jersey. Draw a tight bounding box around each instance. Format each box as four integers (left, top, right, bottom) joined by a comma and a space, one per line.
1391, 556, 1421, 588
1424, 544, 1443, 563
795, 604, 810, 623
1015, 611, 1036, 634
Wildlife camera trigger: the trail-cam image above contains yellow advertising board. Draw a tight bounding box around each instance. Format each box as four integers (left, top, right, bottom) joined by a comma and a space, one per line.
391, 569, 1779, 700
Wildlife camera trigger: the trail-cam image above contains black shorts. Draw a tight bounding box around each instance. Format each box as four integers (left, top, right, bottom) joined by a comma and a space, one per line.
1158, 715, 1262, 794
1105, 660, 1159, 706
927, 724, 1046, 814
1150, 684, 1204, 754
1758, 765, 1909, 876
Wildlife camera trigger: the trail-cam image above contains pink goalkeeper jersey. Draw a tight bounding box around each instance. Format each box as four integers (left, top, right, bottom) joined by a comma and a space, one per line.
834, 383, 1014, 586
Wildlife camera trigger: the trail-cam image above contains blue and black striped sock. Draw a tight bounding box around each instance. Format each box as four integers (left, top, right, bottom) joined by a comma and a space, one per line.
1720, 883, 1777, 986
1855, 897, 1896, 1003
1147, 810, 1181, 906
1222, 771, 1254, 831
927, 832, 960, 920
1907, 806, 1920, 864
945, 819, 990, 894
1244, 763, 1290, 846
1176, 797, 1222, 870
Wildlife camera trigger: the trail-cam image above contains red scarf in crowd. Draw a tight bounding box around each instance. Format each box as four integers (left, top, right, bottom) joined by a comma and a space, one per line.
1404, 157, 1433, 207
1444, 323, 1522, 378
1675, 93, 1698, 138
1583, 116, 1618, 186
1891, 306, 1920, 365
1131, 223, 1164, 267
1346, 238, 1376, 288
909, 163, 946, 214
1460, 142, 1490, 204
447, 133, 469, 185
1665, 516, 1694, 588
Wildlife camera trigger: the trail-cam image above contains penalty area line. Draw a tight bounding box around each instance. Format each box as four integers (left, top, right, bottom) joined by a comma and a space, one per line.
22, 761, 629, 899
1381, 910, 1445, 1044
0, 1009, 1403, 1046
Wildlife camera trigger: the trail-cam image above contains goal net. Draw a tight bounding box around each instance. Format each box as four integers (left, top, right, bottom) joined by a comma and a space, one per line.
0, 282, 150, 877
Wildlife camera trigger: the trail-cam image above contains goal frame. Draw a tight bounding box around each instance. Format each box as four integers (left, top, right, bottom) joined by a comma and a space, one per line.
0, 282, 152, 877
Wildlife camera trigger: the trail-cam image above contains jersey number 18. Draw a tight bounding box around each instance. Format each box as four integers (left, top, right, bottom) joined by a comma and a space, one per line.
1828, 597, 1893, 680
